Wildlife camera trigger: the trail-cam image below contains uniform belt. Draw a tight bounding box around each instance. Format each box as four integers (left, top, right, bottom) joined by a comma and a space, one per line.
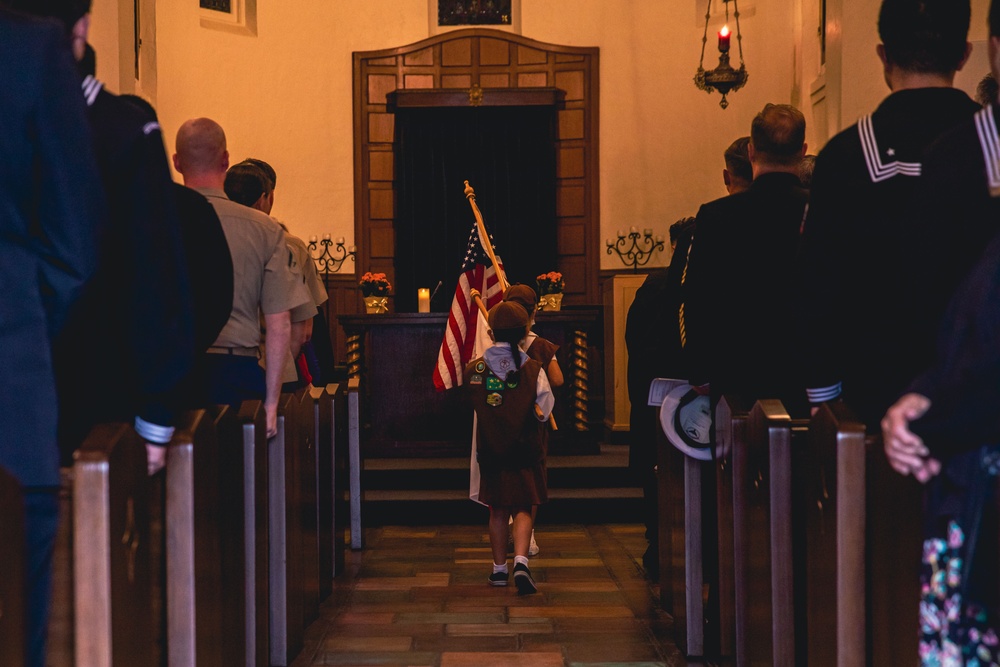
206, 345, 260, 358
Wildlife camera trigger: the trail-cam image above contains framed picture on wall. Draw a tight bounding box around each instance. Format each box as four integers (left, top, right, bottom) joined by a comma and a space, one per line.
429, 0, 520, 34
200, 0, 257, 35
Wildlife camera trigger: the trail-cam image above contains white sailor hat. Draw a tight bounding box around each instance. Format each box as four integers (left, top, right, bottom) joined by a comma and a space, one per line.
659, 384, 713, 461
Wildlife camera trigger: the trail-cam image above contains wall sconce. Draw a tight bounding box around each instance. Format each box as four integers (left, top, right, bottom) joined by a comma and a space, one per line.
308, 234, 356, 277
694, 0, 748, 109
605, 227, 665, 272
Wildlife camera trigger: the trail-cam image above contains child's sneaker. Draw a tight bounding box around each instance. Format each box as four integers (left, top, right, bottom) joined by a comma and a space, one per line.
528, 531, 539, 557
488, 570, 509, 587
513, 562, 537, 595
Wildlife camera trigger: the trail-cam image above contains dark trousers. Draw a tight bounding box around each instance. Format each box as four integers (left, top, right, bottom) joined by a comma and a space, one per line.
24, 489, 59, 667
198, 354, 266, 407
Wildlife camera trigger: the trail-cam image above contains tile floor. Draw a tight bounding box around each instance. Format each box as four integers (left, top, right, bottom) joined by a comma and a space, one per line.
291, 523, 708, 667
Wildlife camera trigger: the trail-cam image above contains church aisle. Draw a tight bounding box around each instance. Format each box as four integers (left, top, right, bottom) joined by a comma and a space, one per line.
291, 523, 702, 667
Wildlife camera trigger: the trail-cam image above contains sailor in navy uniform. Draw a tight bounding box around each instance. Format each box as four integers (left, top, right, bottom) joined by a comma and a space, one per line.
5, 0, 197, 461
879, 4, 1000, 660
52, 62, 195, 462
796, 0, 980, 427
0, 7, 104, 665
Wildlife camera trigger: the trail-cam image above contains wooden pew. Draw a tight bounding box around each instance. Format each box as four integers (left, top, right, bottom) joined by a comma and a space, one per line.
238, 401, 271, 667
0, 466, 26, 666
165, 405, 270, 667
734, 399, 808, 666
329, 383, 348, 577
866, 432, 923, 666
73, 423, 153, 667
655, 393, 715, 658
309, 383, 346, 600
269, 393, 306, 667
714, 394, 750, 662
347, 378, 362, 550
296, 390, 321, 625
803, 401, 866, 667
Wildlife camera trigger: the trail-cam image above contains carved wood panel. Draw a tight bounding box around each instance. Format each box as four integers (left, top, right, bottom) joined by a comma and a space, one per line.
353, 29, 600, 304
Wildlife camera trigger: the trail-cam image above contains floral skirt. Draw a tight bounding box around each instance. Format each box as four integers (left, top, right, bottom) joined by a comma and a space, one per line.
920, 520, 1000, 666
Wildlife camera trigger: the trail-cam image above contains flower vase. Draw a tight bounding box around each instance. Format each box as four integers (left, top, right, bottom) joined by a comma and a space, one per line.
364, 295, 388, 314
538, 292, 563, 311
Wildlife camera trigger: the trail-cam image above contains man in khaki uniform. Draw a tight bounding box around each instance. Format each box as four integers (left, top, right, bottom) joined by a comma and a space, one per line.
173, 117, 310, 436
223, 160, 327, 388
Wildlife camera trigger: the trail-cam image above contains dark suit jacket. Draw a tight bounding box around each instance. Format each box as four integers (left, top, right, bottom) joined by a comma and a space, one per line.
54, 80, 197, 451
0, 11, 104, 487
683, 171, 808, 410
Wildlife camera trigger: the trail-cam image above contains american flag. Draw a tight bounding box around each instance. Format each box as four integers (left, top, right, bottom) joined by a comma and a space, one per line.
432, 221, 505, 391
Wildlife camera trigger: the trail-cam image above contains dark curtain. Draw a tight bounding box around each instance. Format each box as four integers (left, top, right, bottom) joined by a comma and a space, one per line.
394, 105, 557, 312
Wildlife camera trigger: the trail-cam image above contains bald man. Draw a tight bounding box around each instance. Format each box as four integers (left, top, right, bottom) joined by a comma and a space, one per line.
174, 118, 310, 436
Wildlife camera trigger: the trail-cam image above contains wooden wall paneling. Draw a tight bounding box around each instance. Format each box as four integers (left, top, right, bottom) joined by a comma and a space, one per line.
441, 74, 472, 88
368, 222, 395, 258
558, 109, 585, 140
404, 74, 434, 89
557, 183, 586, 217
555, 70, 585, 100
480, 37, 510, 65
518, 45, 547, 64
480, 73, 510, 88
557, 222, 586, 256
558, 147, 585, 179
368, 150, 393, 182
442, 38, 472, 66
518, 71, 548, 87
368, 74, 398, 105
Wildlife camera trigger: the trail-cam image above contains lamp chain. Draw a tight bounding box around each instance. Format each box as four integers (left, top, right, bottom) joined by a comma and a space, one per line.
698, 0, 712, 69
734, 0, 745, 65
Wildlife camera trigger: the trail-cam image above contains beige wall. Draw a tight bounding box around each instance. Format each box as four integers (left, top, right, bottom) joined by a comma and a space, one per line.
87, 0, 986, 281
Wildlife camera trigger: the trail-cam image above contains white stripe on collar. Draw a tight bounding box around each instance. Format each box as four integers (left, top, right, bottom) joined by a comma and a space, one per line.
858, 114, 922, 183
80, 74, 103, 107
142, 121, 161, 136
974, 106, 1000, 196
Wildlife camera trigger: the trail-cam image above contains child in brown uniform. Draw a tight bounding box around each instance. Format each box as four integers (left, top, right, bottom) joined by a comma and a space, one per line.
466, 301, 554, 594
503, 284, 564, 556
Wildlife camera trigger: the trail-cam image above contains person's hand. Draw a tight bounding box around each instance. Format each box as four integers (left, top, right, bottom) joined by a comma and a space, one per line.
146, 443, 167, 476
911, 457, 942, 484
265, 403, 278, 438
881, 393, 932, 476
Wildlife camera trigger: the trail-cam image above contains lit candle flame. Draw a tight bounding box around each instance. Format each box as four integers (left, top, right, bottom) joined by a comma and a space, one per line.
720, 25, 730, 37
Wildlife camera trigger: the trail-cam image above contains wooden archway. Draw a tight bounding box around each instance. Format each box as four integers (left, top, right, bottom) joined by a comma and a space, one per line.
351, 29, 600, 306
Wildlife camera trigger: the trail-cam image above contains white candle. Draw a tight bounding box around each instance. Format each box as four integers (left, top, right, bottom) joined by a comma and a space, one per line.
643, 228, 653, 236
323, 233, 331, 241
616, 229, 625, 239
417, 288, 431, 313
630, 226, 638, 233
655, 235, 665, 243
348, 245, 357, 253
336, 236, 346, 244
606, 238, 613, 246
309, 235, 317, 243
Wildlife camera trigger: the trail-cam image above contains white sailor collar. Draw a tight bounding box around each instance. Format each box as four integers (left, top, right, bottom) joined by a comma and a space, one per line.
975, 106, 1000, 197
81, 74, 103, 107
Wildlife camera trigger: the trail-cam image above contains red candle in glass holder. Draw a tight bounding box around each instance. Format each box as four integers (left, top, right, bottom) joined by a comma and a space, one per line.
718, 25, 731, 52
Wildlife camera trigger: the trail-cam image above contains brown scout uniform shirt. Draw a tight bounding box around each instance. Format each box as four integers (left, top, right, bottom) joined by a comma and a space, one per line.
465, 357, 545, 472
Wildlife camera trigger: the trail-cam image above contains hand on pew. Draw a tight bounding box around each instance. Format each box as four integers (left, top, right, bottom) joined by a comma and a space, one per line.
146, 443, 167, 476
265, 402, 278, 438
881, 393, 940, 483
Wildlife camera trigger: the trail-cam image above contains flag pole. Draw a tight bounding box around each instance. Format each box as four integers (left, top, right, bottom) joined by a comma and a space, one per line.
464, 180, 510, 292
